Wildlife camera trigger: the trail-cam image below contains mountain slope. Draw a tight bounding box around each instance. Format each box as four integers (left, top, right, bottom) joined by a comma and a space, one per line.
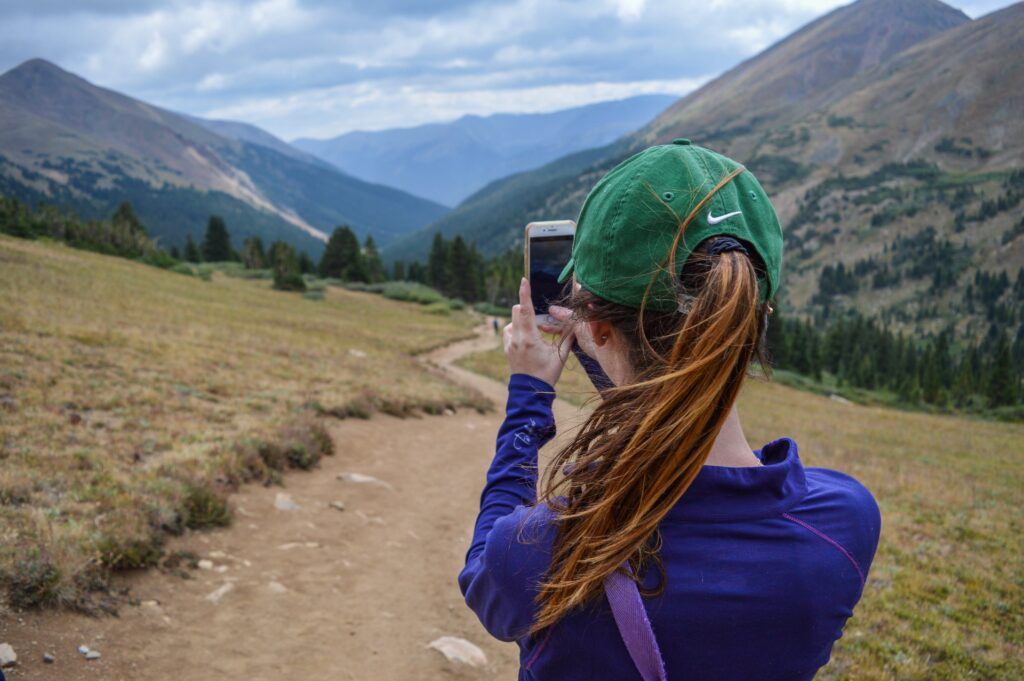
384, 0, 972, 263
292, 95, 674, 206
0, 59, 448, 253
389, 0, 1024, 345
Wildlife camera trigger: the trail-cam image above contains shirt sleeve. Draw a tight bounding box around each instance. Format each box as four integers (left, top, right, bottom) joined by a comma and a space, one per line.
458, 372, 558, 641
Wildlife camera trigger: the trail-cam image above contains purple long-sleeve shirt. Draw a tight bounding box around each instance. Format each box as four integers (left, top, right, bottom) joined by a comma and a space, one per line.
459, 373, 881, 680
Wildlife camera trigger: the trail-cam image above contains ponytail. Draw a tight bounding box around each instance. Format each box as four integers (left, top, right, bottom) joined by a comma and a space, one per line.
529, 214, 771, 635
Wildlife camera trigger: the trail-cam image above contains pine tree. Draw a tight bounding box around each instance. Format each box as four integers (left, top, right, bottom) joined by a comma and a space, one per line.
298, 251, 315, 274
392, 260, 406, 281
363, 236, 386, 283
319, 226, 364, 280
202, 216, 232, 262
270, 241, 305, 292
241, 237, 265, 269
111, 201, 146, 236
449, 236, 475, 300
184, 234, 202, 262
427, 233, 450, 294
986, 334, 1019, 407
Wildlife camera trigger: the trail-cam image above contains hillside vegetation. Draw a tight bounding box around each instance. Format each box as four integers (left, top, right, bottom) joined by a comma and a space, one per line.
0, 236, 484, 611
456, 342, 1024, 680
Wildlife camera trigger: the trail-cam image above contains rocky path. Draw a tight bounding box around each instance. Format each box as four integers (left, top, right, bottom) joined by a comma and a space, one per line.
0, 323, 584, 680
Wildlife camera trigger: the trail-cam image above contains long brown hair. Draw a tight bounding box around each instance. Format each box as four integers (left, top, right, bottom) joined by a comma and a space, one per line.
529, 195, 773, 635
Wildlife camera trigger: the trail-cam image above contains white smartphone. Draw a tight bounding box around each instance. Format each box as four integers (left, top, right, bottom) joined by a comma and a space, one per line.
524, 220, 576, 325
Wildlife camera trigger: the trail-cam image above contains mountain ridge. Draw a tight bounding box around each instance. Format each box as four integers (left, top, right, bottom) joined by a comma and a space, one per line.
292, 94, 675, 206
382, 0, 1023, 343
385, 0, 975, 264
0, 58, 448, 253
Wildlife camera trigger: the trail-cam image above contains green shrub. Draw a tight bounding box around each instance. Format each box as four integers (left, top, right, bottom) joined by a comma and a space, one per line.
473, 301, 509, 317
96, 533, 163, 570
285, 444, 317, 470
182, 482, 231, 529
171, 262, 195, 276
3, 554, 64, 609
424, 301, 452, 315
273, 269, 306, 292
344, 281, 450, 306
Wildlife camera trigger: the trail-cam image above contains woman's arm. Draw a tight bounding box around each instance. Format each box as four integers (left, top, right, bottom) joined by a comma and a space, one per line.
458, 373, 557, 640
458, 279, 569, 641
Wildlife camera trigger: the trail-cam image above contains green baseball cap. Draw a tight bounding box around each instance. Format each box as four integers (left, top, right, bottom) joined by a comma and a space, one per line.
557, 138, 783, 312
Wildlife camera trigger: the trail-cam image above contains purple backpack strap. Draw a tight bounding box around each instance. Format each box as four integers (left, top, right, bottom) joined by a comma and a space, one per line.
603, 567, 668, 681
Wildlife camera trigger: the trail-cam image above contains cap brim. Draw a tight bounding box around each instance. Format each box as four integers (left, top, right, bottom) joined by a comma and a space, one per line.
557, 257, 574, 284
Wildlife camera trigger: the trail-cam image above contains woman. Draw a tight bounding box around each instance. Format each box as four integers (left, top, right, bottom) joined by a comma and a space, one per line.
459, 139, 881, 680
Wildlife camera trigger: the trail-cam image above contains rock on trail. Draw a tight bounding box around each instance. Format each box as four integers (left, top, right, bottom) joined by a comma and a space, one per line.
337, 472, 394, 490
0, 642, 17, 668
428, 636, 488, 667
274, 492, 301, 511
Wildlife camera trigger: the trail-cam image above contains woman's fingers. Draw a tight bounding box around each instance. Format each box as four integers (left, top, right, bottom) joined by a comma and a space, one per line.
514, 278, 535, 329
548, 305, 571, 321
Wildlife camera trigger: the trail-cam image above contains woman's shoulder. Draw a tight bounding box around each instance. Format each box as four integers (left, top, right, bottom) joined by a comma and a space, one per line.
796, 466, 881, 572
802, 466, 879, 520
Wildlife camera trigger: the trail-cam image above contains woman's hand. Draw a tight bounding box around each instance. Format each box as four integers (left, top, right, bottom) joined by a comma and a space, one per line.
504, 278, 575, 387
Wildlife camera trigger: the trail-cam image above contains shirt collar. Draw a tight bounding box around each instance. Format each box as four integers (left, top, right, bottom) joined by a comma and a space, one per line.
666, 437, 808, 523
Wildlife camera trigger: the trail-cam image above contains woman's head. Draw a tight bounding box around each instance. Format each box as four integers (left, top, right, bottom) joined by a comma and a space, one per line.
564, 236, 770, 386
530, 141, 782, 634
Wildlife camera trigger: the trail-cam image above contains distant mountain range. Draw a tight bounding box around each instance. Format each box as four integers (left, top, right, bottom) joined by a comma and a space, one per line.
291, 95, 675, 206
385, 0, 1024, 341
0, 59, 448, 254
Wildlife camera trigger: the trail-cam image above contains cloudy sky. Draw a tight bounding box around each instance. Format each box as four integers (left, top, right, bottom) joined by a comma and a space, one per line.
0, 0, 1013, 141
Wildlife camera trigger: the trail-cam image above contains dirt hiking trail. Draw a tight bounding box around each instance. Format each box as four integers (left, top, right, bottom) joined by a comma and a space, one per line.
1, 323, 586, 680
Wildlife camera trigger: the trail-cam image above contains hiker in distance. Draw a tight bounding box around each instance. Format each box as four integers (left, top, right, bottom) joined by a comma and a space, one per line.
459, 140, 881, 680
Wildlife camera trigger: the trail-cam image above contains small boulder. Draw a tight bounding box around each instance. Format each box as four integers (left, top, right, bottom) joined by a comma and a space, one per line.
427, 636, 487, 668
337, 472, 393, 490
43, 652, 55, 664
0, 643, 16, 668
205, 582, 235, 604
329, 500, 346, 511
274, 492, 301, 511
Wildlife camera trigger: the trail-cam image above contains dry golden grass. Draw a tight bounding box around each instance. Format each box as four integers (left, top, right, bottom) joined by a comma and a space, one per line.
456, 341, 1024, 680
0, 236, 484, 611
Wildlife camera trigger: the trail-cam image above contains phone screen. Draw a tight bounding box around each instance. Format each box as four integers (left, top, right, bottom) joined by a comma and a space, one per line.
529, 234, 574, 315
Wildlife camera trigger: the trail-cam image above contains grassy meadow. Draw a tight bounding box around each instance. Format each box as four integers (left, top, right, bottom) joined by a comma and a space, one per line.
0, 235, 485, 612
457, 341, 1024, 680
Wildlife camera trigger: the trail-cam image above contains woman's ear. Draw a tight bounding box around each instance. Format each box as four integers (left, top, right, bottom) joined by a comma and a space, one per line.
589, 320, 613, 347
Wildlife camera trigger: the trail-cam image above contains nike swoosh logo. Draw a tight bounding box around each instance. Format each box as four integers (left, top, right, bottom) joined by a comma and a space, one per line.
707, 210, 742, 225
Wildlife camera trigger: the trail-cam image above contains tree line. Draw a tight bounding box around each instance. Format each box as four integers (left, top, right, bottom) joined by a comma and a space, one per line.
768, 308, 1023, 411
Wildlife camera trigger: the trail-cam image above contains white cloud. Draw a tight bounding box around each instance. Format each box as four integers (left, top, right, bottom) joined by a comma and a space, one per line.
0, 0, 1016, 140
613, 0, 647, 22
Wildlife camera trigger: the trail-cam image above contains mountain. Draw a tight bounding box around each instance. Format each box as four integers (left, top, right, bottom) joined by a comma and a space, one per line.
183, 114, 326, 166
0, 59, 448, 254
386, 0, 971, 261
292, 94, 675, 206
385, 0, 1024, 342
